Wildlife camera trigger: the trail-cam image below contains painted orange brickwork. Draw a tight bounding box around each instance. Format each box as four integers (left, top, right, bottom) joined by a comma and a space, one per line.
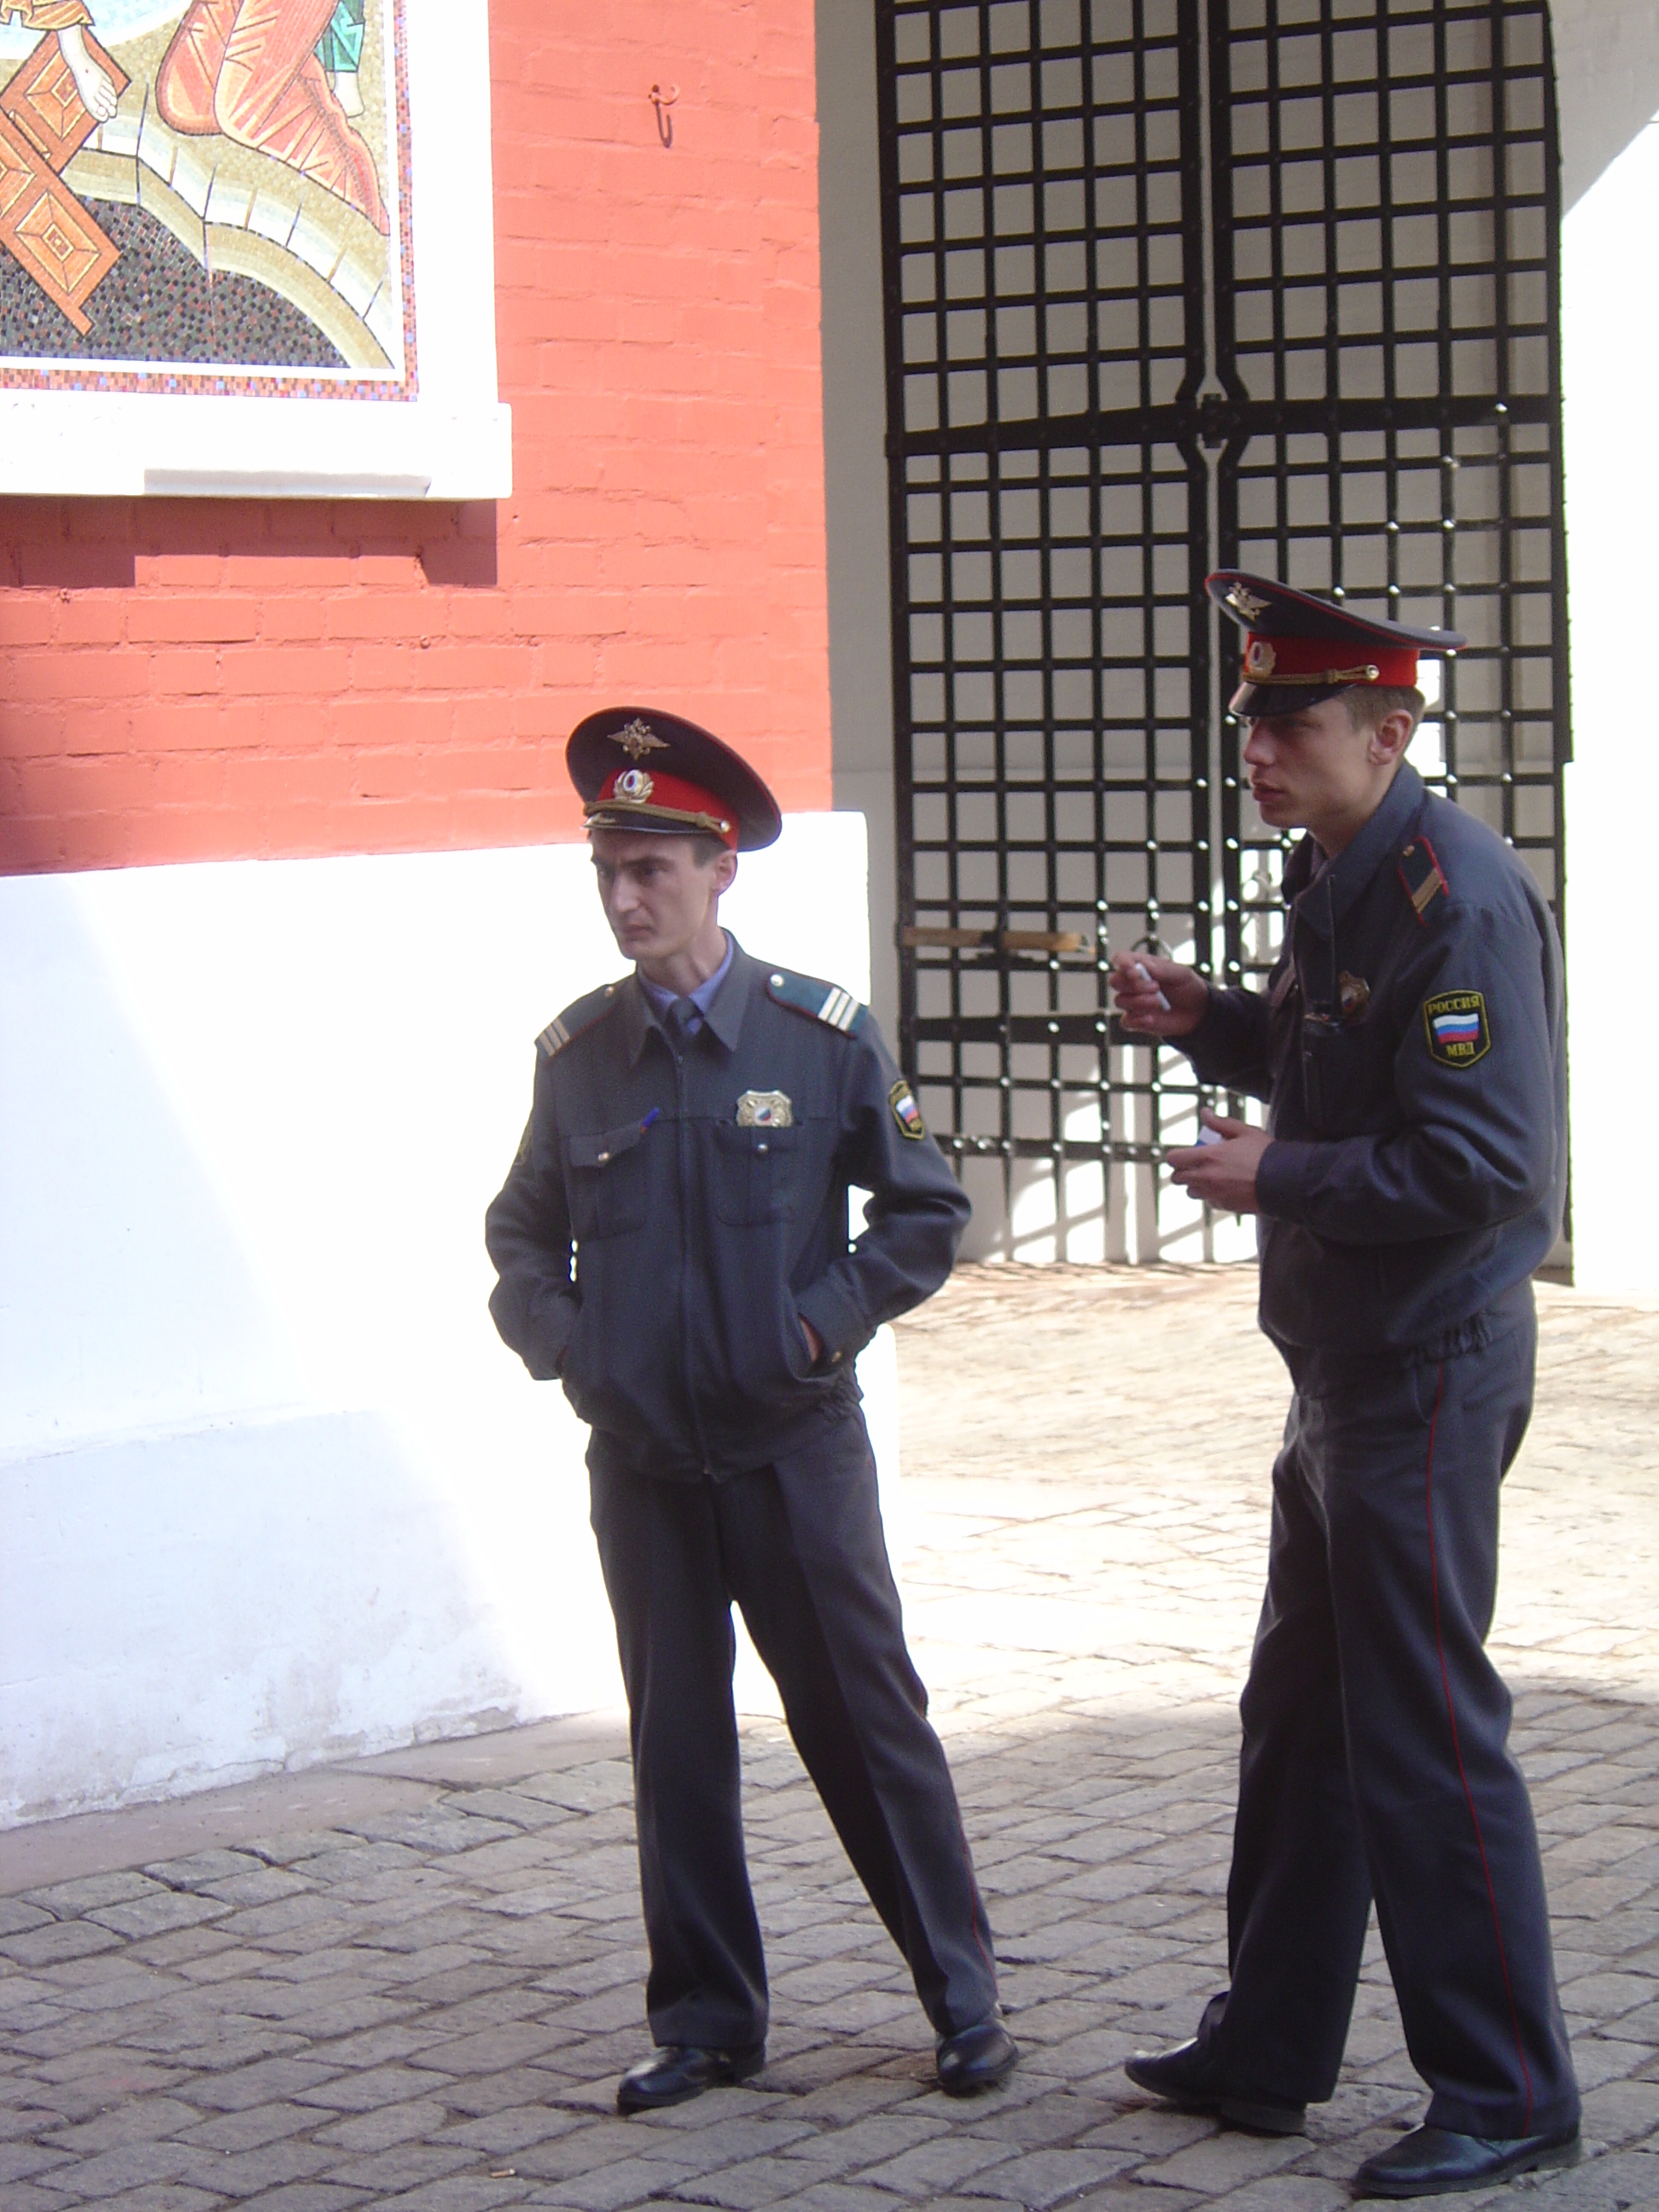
0, 0, 831, 874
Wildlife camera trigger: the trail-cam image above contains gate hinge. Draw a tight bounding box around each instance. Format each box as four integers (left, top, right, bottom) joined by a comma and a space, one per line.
1198, 393, 1233, 451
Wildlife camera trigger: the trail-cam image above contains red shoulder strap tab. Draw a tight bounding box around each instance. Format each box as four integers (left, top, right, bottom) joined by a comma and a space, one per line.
536, 982, 621, 1059
1397, 835, 1449, 926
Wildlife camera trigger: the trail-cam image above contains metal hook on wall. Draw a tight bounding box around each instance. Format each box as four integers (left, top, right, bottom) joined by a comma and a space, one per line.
648, 83, 678, 148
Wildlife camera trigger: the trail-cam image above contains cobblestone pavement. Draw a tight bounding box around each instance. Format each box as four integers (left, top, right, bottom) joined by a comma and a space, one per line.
5, 1266, 1659, 2211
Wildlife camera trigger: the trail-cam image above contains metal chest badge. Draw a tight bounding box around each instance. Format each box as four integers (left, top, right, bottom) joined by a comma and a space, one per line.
736, 1091, 793, 1128
1338, 971, 1371, 1023
889, 1080, 926, 1140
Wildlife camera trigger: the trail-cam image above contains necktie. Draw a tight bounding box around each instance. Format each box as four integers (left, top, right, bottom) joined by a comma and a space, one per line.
665, 995, 699, 1051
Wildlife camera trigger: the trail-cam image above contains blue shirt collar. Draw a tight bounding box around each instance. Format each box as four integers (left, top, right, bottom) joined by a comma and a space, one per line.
636, 933, 735, 1025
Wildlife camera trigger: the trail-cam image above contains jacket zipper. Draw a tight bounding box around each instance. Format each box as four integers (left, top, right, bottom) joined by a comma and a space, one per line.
674, 1035, 715, 1476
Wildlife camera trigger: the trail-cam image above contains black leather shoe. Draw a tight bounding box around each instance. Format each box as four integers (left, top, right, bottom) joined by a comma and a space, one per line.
1353, 2122, 1580, 2198
615, 2042, 765, 2114
935, 2012, 1019, 2096
1124, 2040, 1306, 2135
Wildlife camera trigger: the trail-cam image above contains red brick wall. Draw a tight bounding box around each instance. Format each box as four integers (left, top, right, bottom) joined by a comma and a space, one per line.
0, 0, 830, 874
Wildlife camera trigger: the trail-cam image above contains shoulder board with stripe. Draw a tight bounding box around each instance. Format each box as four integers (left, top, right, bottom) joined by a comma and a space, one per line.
765, 968, 869, 1039
536, 980, 623, 1060
1397, 835, 1450, 926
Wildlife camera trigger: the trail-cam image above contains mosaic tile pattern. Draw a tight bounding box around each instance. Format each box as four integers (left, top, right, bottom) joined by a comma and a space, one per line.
0, 0, 414, 398
0, 195, 346, 364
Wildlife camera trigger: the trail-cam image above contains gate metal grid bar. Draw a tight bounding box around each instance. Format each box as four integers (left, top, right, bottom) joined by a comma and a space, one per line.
876, 0, 1567, 1260
1209, 0, 1569, 992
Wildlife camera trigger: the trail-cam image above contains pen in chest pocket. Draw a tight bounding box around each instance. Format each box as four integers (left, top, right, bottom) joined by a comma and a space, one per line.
594, 1108, 661, 1166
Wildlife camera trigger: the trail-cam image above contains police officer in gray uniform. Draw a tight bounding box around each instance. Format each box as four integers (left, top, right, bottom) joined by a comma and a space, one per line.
1112, 577, 1579, 2201
486, 707, 1016, 2114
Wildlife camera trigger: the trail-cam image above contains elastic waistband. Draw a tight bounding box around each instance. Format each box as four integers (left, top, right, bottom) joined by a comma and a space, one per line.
1278, 1278, 1534, 1398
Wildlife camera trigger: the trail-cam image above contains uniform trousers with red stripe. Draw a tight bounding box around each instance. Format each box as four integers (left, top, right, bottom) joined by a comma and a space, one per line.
1196, 1297, 1580, 2139
588, 1411, 1001, 2054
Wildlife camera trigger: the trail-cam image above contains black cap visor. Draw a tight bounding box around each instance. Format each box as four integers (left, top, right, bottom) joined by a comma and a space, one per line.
1230, 677, 1352, 719
584, 806, 732, 841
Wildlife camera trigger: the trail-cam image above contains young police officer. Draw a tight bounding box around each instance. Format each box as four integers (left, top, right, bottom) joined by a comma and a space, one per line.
1112, 577, 1579, 2200
486, 708, 1016, 2114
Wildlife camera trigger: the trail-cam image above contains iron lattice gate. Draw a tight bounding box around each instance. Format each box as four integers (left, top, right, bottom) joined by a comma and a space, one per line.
876, 0, 1567, 1261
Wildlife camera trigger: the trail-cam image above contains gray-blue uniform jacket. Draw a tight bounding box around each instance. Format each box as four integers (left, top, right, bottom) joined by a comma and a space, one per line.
1183, 761, 1565, 1365
485, 936, 971, 1477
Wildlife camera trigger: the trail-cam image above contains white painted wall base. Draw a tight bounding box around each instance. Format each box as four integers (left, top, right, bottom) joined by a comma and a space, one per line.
0, 818, 897, 1826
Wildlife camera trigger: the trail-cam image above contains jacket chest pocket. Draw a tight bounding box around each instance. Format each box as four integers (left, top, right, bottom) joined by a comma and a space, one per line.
711, 1121, 800, 1225
565, 1119, 653, 1240
1301, 1017, 1388, 1136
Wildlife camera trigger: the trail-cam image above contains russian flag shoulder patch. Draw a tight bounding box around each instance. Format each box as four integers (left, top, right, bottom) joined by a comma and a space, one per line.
889, 1079, 927, 1140
1423, 989, 1489, 1068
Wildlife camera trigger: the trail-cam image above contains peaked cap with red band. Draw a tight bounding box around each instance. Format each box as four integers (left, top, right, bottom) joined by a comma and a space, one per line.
568, 707, 783, 853
1208, 570, 1464, 719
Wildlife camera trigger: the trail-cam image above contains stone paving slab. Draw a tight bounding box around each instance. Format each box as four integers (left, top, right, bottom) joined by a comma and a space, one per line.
4, 1266, 1659, 2209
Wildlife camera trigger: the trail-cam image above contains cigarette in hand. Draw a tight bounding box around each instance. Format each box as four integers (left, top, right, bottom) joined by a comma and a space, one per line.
1130, 959, 1172, 1013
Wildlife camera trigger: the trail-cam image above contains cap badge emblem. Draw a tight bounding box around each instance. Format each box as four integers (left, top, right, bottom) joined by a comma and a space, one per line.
1227, 583, 1269, 620
1244, 637, 1277, 677
736, 1090, 793, 1128
615, 718, 669, 760
614, 768, 655, 801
